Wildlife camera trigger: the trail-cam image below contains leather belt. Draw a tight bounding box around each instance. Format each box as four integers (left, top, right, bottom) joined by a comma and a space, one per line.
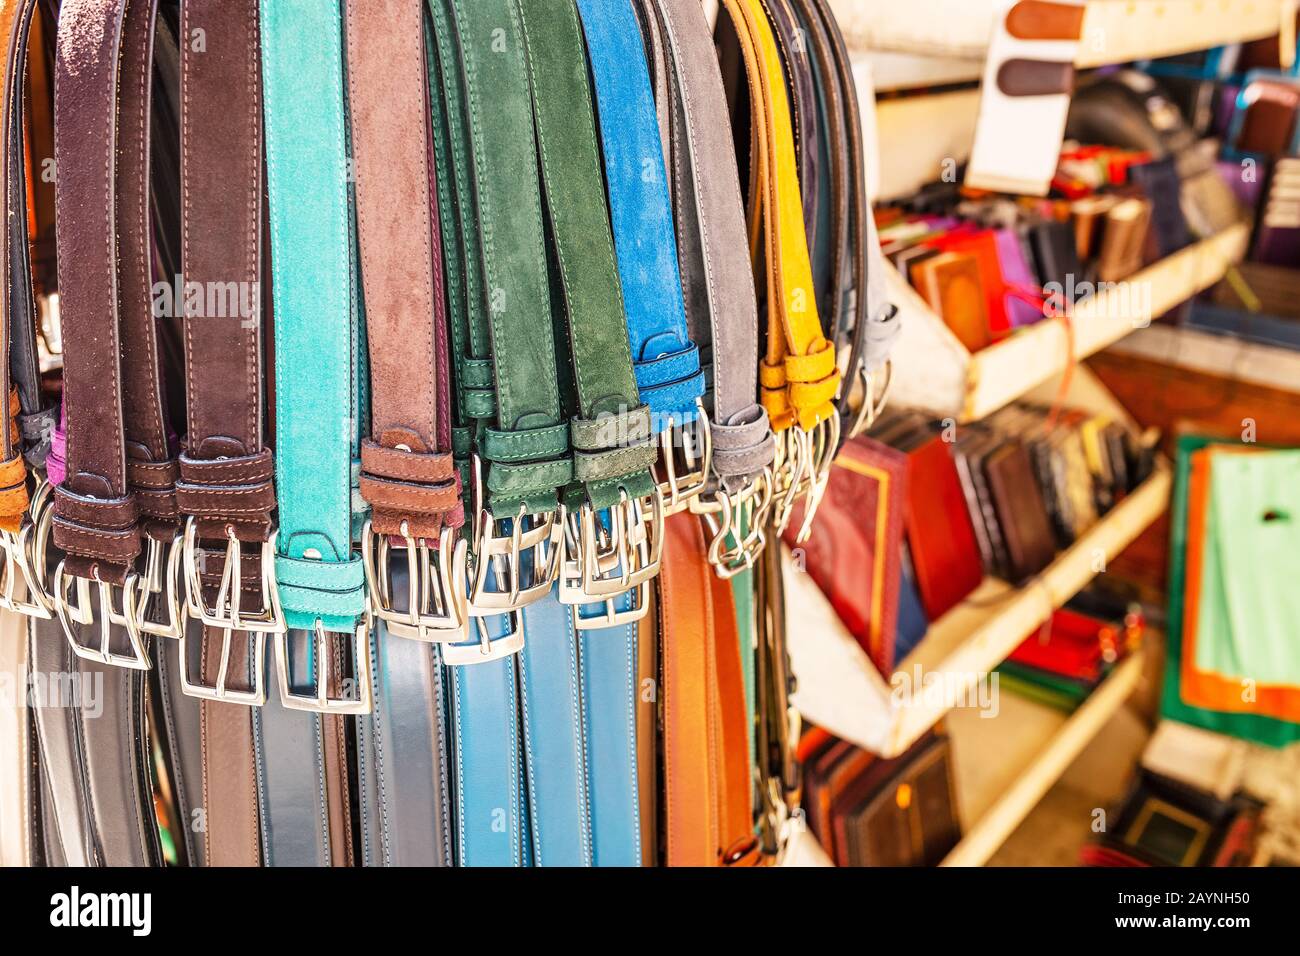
354, 566, 454, 866
266, 0, 370, 715
443, 0, 568, 626
348, 0, 466, 649
2, 0, 54, 476
574, 0, 709, 522
436, 0, 551, 866
30, 617, 160, 866
251, 0, 364, 866
347, 0, 454, 868
0, 0, 53, 619
515, 0, 646, 865
789, 0, 897, 451
651, 0, 775, 577
50, 0, 147, 670
179, 0, 267, 866
761, 0, 819, 241
530, 0, 660, 624
658, 512, 757, 866
718, 0, 840, 536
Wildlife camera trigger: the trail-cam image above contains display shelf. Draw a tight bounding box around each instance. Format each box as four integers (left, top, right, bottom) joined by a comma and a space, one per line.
886, 221, 1250, 422
1106, 321, 1300, 395
941, 651, 1145, 867
784, 461, 1170, 759
828, 0, 1292, 69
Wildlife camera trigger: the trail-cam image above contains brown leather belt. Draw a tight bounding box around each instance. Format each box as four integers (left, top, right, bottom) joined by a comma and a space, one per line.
118, 0, 181, 642
178, 0, 269, 866
51, 0, 146, 666
348, 0, 467, 644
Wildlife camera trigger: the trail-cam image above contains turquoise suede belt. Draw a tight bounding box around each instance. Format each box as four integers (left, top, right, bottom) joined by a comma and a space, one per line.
264, 0, 371, 715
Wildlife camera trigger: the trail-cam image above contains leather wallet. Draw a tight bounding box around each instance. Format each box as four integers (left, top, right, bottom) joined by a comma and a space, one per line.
1128, 156, 1190, 258
1027, 219, 1084, 297
984, 440, 1057, 581
895, 544, 929, 663
828, 732, 960, 867
901, 433, 985, 619
911, 251, 992, 351
1096, 197, 1152, 281
927, 228, 1018, 338
785, 436, 907, 676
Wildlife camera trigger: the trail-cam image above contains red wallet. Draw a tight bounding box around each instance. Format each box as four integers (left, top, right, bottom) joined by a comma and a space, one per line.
786, 436, 907, 675
1008, 608, 1118, 682
903, 434, 985, 620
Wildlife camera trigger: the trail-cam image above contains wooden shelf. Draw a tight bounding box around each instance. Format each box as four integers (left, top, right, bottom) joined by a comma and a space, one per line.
887, 222, 1251, 422
785, 461, 1170, 759
1107, 321, 1300, 396
829, 0, 1291, 69
941, 651, 1146, 866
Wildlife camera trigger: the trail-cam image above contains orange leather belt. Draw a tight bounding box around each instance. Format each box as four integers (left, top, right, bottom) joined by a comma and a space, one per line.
658, 512, 758, 866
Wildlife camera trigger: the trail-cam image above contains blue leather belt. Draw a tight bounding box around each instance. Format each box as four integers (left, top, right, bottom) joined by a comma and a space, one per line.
574, 0, 710, 516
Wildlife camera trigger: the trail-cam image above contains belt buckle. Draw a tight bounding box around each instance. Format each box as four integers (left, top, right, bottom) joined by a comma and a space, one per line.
792, 413, 841, 544
569, 583, 649, 630
558, 486, 663, 608
442, 606, 526, 665
53, 562, 151, 670
133, 533, 183, 639
694, 468, 773, 579
273, 615, 374, 714
5, 478, 56, 618
181, 518, 286, 634
466, 455, 561, 614
653, 399, 712, 516
0, 528, 22, 613
177, 620, 267, 706
362, 521, 468, 642
847, 360, 892, 440
767, 428, 809, 536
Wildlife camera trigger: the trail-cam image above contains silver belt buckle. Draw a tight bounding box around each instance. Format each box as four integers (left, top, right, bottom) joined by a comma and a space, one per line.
133, 533, 184, 639
363, 521, 468, 642
0, 528, 23, 613
847, 360, 891, 439
767, 428, 809, 536
465, 455, 561, 614
181, 518, 285, 634
178, 621, 267, 706
273, 615, 374, 714
4, 478, 56, 618
792, 413, 842, 544
442, 607, 526, 665
177, 518, 282, 705
53, 562, 151, 670
559, 486, 663, 609
653, 399, 712, 516
693, 467, 773, 580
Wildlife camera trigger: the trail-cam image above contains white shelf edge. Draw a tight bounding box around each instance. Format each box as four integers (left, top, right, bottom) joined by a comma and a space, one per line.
940, 650, 1146, 867
962, 223, 1251, 422
1106, 322, 1300, 396
885, 222, 1250, 423
786, 462, 1170, 759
